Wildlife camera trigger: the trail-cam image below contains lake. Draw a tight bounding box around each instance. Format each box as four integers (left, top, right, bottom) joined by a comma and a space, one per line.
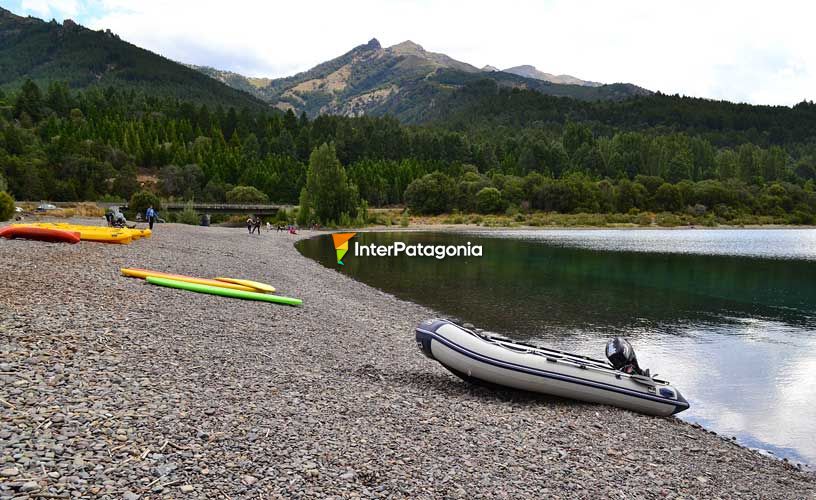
296, 229, 816, 465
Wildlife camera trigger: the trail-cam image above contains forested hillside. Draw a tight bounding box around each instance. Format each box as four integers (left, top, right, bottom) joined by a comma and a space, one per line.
430, 80, 816, 148
1, 78, 815, 224
0, 7, 264, 109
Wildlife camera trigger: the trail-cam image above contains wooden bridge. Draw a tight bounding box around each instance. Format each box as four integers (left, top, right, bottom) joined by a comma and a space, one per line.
110, 202, 293, 215
20, 201, 293, 216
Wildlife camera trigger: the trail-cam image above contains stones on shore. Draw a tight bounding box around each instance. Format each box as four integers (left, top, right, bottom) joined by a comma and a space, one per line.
0, 222, 813, 498
19, 481, 40, 493
0, 467, 20, 477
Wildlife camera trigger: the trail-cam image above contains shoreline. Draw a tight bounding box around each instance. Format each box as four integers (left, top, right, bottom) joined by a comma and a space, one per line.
1, 220, 813, 497
359, 222, 816, 232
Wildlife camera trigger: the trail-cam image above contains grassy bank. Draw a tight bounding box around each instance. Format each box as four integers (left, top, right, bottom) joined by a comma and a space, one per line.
10, 201, 813, 229
366, 208, 806, 229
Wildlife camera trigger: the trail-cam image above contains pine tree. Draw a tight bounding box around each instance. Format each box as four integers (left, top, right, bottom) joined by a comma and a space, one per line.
303, 143, 359, 224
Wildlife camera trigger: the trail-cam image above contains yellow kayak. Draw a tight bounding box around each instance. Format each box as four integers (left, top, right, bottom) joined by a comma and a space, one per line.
214, 277, 276, 293
120, 268, 258, 292
28, 223, 150, 240
16, 223, 133, 244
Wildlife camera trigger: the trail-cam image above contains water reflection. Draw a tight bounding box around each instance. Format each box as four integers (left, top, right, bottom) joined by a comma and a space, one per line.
545, 319, 816, 464
296, 229, 816, 464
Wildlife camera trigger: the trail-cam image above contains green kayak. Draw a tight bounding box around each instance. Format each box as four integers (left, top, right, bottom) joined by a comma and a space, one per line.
146, 276, 303, 306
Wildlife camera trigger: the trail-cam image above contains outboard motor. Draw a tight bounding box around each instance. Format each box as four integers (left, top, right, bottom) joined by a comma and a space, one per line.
606, 337, 646, 376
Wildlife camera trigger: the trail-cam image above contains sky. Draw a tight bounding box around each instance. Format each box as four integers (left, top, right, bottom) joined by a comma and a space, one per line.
3, 0, 815, 106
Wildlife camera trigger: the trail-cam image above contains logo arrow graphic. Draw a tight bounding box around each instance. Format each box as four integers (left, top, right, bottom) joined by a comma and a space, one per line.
331, 233, 357, 265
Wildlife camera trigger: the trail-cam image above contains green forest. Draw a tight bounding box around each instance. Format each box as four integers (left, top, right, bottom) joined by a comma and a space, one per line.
1, 79, 816, 225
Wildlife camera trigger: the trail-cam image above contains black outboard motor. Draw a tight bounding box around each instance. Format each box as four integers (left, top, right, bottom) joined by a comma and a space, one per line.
606, 337, 646, 376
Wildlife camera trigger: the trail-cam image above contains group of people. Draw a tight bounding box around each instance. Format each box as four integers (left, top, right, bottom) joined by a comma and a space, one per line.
246, 216, 263, 234
105, 205, 158, 231
104, 209, 127, 228
245, 215, 301, 235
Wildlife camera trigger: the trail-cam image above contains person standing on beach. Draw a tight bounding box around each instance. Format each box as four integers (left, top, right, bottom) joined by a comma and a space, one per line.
247, 216, 253, 234
145, 206, 157, 230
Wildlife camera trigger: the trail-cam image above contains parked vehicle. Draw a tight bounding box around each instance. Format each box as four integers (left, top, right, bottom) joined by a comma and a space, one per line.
35, 203, 58, 212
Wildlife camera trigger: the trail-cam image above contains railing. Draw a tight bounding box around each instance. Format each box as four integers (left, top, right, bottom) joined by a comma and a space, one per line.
20, 201, 293, 214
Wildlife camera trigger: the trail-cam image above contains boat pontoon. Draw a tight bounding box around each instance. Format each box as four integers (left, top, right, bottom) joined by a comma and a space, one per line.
415, 319, 689, 416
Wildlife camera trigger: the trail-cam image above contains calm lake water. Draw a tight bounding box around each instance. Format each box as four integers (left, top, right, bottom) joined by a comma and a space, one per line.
297, 229, 816, 465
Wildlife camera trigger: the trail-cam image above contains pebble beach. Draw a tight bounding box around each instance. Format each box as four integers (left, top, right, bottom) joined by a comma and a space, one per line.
1, 221, 814, 499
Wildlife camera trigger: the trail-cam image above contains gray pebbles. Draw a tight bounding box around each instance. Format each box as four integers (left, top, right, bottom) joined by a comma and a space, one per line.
1, 221, 814, 499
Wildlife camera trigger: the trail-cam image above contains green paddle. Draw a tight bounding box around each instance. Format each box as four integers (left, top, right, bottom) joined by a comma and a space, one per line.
146, 276, 303, 306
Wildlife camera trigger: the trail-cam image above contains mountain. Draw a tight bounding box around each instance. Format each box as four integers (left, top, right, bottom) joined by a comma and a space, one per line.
191, 39, 649, 121
503, 64, 601, 87
192, 38, 483, 118
0, 7, 264, 109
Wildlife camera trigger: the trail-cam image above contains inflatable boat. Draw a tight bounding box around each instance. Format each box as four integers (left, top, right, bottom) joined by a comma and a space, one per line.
416, 319, 689, 416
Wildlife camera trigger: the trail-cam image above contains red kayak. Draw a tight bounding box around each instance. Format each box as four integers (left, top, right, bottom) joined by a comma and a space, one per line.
0, 226, 81, 244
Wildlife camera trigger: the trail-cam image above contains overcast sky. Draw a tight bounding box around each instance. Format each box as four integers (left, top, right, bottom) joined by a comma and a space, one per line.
5, 0, 815, 106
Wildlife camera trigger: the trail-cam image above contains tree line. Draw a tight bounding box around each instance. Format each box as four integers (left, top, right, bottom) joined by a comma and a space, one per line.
1, 80, 815, 224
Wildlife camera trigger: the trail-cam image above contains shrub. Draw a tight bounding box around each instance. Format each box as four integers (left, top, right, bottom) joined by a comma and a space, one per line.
790, 209, 815, 225
177, 201, 199, 225
226, 185, 269, 204
476, 187, 504, 214
0, 191, 15, 221
404, 172, 456, 214
656, 212, 682, 227
636, 212, 653, 226
129, 191, 161, 219
654, 183, 682, 212
400, 211, 409, 227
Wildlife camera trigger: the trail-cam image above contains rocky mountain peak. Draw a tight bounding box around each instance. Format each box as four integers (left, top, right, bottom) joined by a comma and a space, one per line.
389, 40, 426, 55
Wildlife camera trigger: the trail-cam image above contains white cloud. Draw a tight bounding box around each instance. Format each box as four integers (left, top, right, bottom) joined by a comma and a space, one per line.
19, 0, 79, 18
9, 0, 816, 105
